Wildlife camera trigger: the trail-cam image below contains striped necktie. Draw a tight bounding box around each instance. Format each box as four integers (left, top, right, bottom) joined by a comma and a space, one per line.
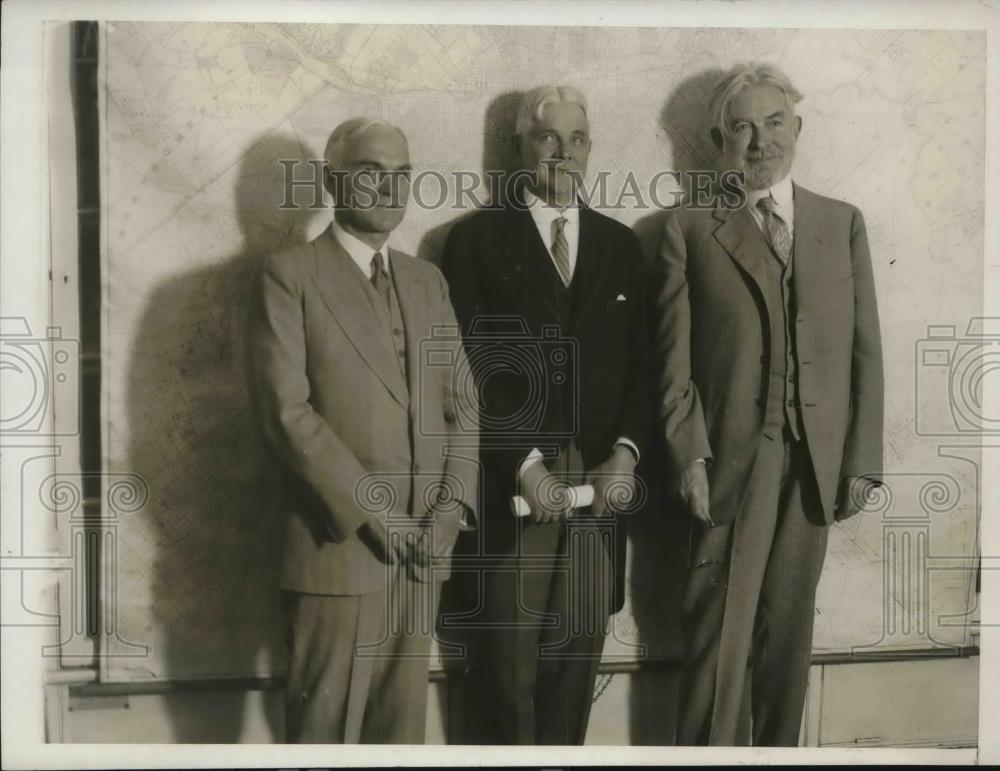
551, 216, 571, 286
756, 196, 792, 264
370, 251, 391, 307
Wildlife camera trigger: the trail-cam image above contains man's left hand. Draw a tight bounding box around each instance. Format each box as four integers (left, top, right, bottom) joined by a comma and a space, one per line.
587, 445, 637, 518
408, 506, 465, 567
835, 476, 880, 521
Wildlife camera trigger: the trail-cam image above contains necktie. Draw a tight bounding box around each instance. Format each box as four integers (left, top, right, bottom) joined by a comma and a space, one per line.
551, 216, 571, 287
756, 196, 792, 264
370, 251, 391, 307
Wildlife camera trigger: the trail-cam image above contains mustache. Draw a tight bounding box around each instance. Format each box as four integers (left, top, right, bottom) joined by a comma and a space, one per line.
744, 147, 783, 162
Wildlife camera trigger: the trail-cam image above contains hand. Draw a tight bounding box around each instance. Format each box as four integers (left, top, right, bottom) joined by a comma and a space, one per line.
836, 476, 879, 521
409, 507, 464, 568
677, 460, 713, 527
360, 517, 407, 564
587, 445, 637, 517
520, 461, 571, 524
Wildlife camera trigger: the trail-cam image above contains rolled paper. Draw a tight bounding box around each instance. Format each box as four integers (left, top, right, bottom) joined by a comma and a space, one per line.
510, 484, 596, 518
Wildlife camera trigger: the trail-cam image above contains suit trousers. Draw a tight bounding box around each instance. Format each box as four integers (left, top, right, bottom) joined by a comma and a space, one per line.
676, 425, 829, 747
468, 444, 614, 745
283, 563, 442, 743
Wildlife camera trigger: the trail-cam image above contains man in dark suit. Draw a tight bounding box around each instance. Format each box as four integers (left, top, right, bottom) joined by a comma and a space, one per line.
246, 117, 478, 743
442, 85, 651, 745
655, 62, 884, 746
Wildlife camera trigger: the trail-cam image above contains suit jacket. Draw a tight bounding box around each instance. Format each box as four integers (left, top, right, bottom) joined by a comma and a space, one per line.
442, 201, 651, 606
246, 225, 479, 595
655, 183, 883, 526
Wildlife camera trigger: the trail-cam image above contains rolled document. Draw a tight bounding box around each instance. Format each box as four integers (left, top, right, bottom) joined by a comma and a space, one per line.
510, 484, 595, 518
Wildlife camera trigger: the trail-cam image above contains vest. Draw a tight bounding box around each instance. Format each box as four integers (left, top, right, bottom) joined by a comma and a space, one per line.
358, 258, 410, 400
547, 253, 583, 446
759, 239, 805, 440
355, 257, 415, 513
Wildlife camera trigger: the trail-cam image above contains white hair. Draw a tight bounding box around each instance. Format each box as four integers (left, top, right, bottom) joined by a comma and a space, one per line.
323, 117, 406, 170
710, 62, 803, 134
514, 85, 589, 138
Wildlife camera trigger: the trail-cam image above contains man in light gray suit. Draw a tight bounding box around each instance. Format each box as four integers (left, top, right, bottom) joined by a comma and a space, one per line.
655, 63, 884, 746
246, 117, 478, 743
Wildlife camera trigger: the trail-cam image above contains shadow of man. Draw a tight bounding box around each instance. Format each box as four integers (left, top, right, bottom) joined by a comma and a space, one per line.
626, 67, 724, 746
132, 132, 323, 742
423, 90, 522, 743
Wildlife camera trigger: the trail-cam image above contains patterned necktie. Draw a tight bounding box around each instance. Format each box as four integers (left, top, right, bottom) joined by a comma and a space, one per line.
756, 196, 793, 264
370, 251, 391, 307
551, 216, 571, 287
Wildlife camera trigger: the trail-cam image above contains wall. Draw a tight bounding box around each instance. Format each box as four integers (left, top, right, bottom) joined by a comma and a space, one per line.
97, 21, 985, 687
51, 656, 979, 746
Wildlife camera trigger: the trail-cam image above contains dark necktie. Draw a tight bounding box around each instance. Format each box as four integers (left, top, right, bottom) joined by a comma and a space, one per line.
370, 251, 391, 307
756, 196, 793, 264
551, 216, 571, 287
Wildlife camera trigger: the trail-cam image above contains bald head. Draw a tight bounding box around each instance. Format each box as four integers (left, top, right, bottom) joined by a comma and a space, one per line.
323, 117, 408, 172
323, 117, 412, 247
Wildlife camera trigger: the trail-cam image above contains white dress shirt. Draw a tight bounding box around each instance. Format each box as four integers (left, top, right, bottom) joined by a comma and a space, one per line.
330, 218, 392, 281
524, 188, 581, 281
746, 172, 795, 238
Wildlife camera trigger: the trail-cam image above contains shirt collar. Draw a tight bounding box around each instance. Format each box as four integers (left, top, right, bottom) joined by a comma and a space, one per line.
523, 188, 580, 227
746, 173, 794, 217
329, 218, 391, 279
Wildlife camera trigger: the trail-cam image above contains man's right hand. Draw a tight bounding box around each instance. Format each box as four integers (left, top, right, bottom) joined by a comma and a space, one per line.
360, 517, 407, 564
520, 461, 571, 524
677, 460, 713, 528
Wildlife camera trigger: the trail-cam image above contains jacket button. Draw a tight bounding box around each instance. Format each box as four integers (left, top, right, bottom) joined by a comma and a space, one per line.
393, 328, 402, 336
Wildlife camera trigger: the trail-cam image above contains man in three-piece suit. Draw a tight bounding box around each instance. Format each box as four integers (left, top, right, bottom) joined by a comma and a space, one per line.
442, 85, 651, 745
246, 117, 478, 743
656, 63, 884, 746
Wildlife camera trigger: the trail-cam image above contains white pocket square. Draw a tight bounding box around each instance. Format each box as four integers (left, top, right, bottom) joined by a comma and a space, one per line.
616, 294, 627, 301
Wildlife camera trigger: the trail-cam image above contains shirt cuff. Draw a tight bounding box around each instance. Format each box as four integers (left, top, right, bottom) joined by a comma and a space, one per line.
518, 448, 545, 480
456, 503, 476, 531
614, 437, 640, 465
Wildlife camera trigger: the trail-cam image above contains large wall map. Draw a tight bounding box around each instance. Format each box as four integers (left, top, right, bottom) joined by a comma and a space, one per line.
101, 22, 985, 681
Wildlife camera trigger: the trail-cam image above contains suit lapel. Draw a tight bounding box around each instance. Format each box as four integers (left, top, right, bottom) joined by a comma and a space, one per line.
310, 228, 409, 408
501, 205, 562, 318
712, 204, 775, 306
569, 206, 610, 328
789, 183, 832, 306
389, 250, 427, 400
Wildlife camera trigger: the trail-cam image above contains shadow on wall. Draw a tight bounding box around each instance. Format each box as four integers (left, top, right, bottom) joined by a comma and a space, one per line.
430, 89, 523, 742
631, 66, 725, 259
130, 132, 319, 742
626, 67, 724, 746
417, 89, 523, 269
